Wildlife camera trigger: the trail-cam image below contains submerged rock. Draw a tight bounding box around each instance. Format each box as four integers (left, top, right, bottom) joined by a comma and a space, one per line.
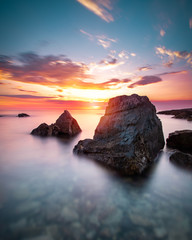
170, 151, 192, 169
31, 110, 81, 137
18, 113, 30, 117
74, 94, 164, 175
166, 130, 192, 154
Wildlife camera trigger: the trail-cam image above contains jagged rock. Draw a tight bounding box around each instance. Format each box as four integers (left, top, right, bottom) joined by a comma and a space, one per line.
170, 151, 192, 169
55, 110, 82, 136
157, 108, 192, 121
74, 94, 164, 175
166, 130, 192, 154
18, 113, 30, 117
31, 110, 81, 137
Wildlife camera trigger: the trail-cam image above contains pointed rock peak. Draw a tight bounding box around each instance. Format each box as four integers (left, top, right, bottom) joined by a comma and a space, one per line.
56, 110, 73, 123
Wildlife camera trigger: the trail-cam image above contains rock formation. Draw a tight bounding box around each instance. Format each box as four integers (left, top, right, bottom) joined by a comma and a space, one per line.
166, 130, 192, 154
31, 110, 81, 137
157, 108, 192, 121
170, 151, 192, 169
166, 130, 192, 169
18, 113, 30, 117
74, 94, 165, 175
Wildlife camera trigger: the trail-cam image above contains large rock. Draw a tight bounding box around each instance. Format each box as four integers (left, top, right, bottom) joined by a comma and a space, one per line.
74, 94, 165, 175
31, 110, 81, 137
166, 130, 192, 154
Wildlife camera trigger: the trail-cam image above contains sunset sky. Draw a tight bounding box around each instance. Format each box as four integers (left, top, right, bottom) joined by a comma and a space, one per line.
0, 0, 192, 109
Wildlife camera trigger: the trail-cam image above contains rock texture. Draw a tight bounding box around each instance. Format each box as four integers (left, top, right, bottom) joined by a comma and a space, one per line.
31, 110, 81, 137
18, 113, 30, 117
166, 130, 192, 154
74, 94, 165, 175
157, 108, 192, 121
170, 151, 192, 169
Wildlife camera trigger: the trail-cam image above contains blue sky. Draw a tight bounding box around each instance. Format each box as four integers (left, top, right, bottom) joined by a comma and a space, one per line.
0, 0, 192, 108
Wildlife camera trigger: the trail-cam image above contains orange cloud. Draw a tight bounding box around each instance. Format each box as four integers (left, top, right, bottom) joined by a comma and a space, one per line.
0, 53, 130, 91
77, 0, 114, 22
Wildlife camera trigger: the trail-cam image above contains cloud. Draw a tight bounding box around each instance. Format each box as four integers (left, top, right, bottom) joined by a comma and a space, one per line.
0, 52, 129, 91
163, 61, 173, 68
0, 94, 54, 99
160, 29, 166, 37
189, 17, 192, 29
77, 0, 114, 22
156, 46, 192, 66
99, 57, 124, 69
80, 29, 94, 40
157, 70, 187, 76
97, 35, 116, 48
138, 66, 152, 71
57, 89, 63, 92
0, 52, 90, 87
128, 76, 162, 88
12, 88, 38, 93
80, 29, 116, 49
130, 53, 136, 57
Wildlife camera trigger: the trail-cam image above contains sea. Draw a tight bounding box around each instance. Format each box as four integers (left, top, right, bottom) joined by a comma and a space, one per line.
0, 105, 192, 240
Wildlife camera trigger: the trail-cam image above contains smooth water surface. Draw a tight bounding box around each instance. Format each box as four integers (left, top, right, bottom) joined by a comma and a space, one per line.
0, 109, 192, 240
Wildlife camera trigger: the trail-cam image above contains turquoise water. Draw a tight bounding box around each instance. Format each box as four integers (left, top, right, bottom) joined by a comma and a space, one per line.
0, 109, 192, 240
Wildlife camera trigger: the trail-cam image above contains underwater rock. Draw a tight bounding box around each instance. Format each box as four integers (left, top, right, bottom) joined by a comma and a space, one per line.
31, 110, 81, 137
74, 94, 164, 175
169, 151, 192, 169
166, 130, 192, 154
18, 113, 30, 117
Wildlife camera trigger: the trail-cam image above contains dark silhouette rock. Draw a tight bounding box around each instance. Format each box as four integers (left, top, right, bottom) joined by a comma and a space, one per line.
18, 113, 30, 117
157, 108, 192, 121
166, 130, 192, 154
31, 110, 81, 137
74, 94, 165, 175
170, 151, 192, 170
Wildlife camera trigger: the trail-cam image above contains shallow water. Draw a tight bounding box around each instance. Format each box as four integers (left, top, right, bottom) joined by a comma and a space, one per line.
0, 109, 192, 240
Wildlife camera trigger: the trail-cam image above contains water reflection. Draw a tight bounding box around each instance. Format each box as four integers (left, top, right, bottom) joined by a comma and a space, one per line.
0, 111, 192, 240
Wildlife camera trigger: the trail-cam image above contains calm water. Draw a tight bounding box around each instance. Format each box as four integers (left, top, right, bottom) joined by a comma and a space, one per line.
0, 109, 192, 240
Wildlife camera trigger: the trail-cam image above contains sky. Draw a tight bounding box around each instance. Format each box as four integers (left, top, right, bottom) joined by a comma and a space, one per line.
0, 0, 192, 110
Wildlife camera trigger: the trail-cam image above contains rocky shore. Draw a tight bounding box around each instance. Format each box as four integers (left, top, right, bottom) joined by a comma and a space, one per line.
74, 94, 165, 175
157, 108, 192, 121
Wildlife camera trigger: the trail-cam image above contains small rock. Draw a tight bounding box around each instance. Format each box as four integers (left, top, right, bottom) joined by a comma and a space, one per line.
18, 113, 30, 117
170, 151, 192, 169
31, 110, 81, 137
167, 130, 192, 154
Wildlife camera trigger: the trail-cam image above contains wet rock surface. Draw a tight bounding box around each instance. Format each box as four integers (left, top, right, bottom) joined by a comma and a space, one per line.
170, 151, 192, 169
74, 94, 165, 175
157, 108, 192, 121
18, 113, 30, 117
166, 130, 192, 154
31, 110, 81, 137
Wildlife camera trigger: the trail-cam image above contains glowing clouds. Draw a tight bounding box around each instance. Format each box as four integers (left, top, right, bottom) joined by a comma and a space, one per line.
77, 0, 114, 22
